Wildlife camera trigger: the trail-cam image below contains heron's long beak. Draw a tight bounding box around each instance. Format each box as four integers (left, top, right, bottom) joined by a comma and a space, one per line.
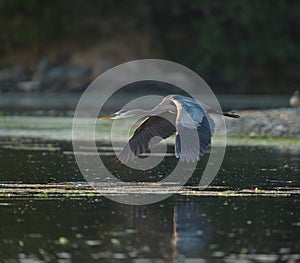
98, 113, 117, 120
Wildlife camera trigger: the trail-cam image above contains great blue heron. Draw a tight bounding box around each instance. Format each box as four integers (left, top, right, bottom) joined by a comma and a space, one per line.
99, 95, 239, 163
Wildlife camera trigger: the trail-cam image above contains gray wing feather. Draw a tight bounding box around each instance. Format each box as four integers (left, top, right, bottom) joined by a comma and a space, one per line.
117, 114, 176, 163
169, 95, 214, 162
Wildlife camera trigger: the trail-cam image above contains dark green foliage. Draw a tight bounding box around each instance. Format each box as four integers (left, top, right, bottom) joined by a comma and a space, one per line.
0, 0, 65, 50
0, 0, 299, 93
149, 1, 300, 93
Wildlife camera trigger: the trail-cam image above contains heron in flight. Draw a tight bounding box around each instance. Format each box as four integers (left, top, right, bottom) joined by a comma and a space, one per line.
99, 95, 239, 163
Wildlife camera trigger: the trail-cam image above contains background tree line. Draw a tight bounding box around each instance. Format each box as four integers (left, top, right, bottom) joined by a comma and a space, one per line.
0, 0, 299, 94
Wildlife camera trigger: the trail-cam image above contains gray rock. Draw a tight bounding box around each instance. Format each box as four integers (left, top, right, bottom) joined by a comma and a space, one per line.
46, 66, 67, 81
41, 64, 90, 92
17, 81, 41, 92
0, 65, 29, 82
33, 57, 49, 80
46, 65, 90, 81
0, 65, 30, 92
66, 66, 90, 79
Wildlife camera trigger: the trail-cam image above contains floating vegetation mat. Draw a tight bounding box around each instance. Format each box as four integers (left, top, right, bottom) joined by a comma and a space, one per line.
0, 183, 299, 199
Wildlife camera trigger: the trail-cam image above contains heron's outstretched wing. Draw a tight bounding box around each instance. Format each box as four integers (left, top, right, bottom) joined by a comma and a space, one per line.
117, 113, 176, 163
168, 95, 214, 162
175, 116, 213, 162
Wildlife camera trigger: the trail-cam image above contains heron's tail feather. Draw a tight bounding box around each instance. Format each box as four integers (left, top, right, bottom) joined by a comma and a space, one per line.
223, 112, 240, 118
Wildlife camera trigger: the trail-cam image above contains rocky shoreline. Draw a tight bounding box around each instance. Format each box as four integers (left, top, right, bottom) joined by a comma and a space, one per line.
226, 107, 300, 138
0, 58, 97, 93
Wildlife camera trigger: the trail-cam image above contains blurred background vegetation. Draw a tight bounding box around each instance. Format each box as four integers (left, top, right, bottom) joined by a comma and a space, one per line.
0, 0, 299, 94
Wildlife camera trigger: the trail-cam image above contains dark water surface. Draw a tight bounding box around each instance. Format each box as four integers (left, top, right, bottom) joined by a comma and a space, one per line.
0, 139, 299, 262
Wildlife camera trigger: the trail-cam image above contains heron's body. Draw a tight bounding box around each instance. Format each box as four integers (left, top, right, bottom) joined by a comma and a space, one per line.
99, 95, 239, 163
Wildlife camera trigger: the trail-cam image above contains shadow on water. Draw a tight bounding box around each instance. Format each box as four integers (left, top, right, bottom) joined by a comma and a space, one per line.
0, 138, 299, 262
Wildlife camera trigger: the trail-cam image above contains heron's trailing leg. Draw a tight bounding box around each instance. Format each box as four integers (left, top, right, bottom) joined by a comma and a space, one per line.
222, 112, 240, 118
207, 108, 240, 118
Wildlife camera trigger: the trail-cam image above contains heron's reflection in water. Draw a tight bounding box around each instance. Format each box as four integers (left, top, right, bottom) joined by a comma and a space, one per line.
172, 202, 211, 261
119, 200, 211, 261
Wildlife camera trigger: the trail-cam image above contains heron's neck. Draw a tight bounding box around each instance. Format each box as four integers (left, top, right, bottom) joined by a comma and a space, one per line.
129, 104, 173, 117
132, 108, 153, 116
149, 103, 175, 115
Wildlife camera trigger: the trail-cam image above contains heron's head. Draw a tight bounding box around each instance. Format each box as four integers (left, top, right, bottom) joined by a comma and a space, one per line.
98, 109, 135, 120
